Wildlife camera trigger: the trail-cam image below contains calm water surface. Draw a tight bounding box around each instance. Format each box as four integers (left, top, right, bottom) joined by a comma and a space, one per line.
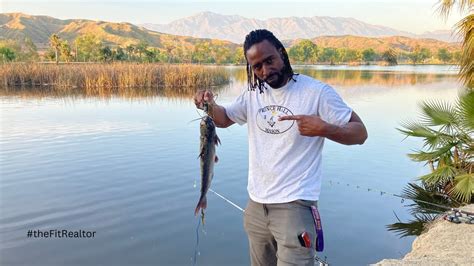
0, 65, 461, 265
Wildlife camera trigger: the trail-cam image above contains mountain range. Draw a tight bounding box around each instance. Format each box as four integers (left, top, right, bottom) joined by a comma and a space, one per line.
140, 11, 459, 43
0, 13, 237, 51
0, 12, 460, 54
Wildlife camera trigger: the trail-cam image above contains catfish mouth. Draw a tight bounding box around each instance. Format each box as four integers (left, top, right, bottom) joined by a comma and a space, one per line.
201, 116, 214, 127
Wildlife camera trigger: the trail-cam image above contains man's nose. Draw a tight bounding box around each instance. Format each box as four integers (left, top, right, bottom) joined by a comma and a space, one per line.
262, 64, 271, 79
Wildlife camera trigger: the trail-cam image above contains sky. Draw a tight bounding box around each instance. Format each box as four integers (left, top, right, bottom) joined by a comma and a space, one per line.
1, 0, 467, 34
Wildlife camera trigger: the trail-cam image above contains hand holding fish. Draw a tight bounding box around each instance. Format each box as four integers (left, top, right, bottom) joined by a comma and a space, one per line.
194, 90, 216, 111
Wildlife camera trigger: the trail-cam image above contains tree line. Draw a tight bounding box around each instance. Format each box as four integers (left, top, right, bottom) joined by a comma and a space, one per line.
288, 39, 461, 65
45, 34, 245, 64
0, 34, 462, 65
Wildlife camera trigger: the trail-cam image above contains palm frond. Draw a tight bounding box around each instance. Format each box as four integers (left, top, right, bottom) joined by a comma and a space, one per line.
418, 165, 458, 186
397, 121, 453, 149
419, 100, 457, 129
398, 121, 438, 137
449, 173, 474, 202
386, 214, 436, 238
457, 91, 474, 130
401, 183, 457, 215
437, 0, 474, 19
437, 0, 456, 19
455, 13, 474, 88
436, 1, 473, 88
407, 142, 455, 162
439, 151, 455, 166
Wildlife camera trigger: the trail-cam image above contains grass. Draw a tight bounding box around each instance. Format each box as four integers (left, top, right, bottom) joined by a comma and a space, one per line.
0, 63, 230, 97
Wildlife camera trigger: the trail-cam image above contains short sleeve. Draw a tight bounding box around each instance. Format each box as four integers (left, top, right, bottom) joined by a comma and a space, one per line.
225, 90, 248, 125
318, 85, 352, 126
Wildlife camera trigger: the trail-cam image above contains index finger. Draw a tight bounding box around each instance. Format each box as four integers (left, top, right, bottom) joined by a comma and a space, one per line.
278, 115, 302, 121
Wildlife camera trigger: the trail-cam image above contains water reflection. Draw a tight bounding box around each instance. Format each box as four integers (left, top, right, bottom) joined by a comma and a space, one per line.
0, 84, 229, 99
218, 67, 458, 88
0, 65, 462, 265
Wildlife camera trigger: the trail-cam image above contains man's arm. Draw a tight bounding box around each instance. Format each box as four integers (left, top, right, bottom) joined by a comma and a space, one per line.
278, 111, 368, 145
324, 112, 367, 145
208, 104, 235, 128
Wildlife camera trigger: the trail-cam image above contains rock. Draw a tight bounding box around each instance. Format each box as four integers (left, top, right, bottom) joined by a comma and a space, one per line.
373, 204, 474, 266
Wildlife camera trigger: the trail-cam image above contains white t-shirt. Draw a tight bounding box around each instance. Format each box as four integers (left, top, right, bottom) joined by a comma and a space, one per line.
225, 74, 352, 203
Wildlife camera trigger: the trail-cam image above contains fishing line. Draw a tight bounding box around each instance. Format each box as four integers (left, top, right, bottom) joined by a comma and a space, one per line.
206, 179, 473, 217
207, 179, 471, 216
196, 187, 329, 266
209, 188, 245, 213
191, 188, 242, 266
192, 178, 470, 266
192, 217, 201, 266
325, 179, 474, 216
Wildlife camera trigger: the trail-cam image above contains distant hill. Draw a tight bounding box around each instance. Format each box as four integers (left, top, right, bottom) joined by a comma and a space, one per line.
0, 12, 460, 55
140, 11, 460, 44
0, 13, 238, 51
418, 30, 459, 43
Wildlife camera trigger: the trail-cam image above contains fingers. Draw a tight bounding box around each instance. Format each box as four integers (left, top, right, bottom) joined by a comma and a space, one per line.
278, 115, 302, 121
204, 91, 214, 102
278, 115, 322, 137
193, 90, 204, 109
194, 90, 214, 109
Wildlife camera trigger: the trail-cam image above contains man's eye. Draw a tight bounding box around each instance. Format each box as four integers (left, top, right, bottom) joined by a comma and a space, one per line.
253, 65, 261, 70
266, 59, 273, 64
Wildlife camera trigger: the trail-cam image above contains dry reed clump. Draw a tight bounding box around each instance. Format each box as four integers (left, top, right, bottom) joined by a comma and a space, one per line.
0, 63, 230, 96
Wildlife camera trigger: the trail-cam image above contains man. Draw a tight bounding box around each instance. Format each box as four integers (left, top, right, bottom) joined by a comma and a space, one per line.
194, 29, 367, 266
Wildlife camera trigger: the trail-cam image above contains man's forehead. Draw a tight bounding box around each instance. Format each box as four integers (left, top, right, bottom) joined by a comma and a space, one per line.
246, 40, 279, 61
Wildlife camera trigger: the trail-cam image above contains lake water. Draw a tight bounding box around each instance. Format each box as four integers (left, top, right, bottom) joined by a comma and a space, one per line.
0, 65, 462, 265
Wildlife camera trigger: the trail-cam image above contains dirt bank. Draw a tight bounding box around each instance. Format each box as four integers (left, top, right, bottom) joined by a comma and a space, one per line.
374, 204, 474, 266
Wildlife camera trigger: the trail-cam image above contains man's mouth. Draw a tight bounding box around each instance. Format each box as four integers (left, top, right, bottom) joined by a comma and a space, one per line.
265, 74, 278, 83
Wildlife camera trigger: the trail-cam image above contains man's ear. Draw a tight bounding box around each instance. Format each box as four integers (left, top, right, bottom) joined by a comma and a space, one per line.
278, 48, 285, 59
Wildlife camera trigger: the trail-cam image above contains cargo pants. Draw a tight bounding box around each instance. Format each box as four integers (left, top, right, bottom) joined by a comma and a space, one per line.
243, 198, 318, 266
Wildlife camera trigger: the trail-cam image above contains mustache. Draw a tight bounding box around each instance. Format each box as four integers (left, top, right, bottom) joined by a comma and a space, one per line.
264, 73, 280, 82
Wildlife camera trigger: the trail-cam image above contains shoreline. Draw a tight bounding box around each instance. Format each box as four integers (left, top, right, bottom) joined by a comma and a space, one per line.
374, 204, 474, 265
2, 62, 460, 67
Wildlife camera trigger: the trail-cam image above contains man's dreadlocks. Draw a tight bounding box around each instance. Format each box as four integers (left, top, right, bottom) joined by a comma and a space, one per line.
243, 29, 295, 93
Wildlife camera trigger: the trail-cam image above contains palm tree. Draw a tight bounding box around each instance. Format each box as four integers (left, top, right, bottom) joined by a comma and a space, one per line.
437, 0, 473, 89
49, 34, 61, 65
387, 183, 460, 237
125, 44, 135, 61
398, 91, 474, 203
135, 41, 149, 62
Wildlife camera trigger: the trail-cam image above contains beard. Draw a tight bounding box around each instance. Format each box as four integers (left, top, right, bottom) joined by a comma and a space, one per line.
263, 65, 290, 89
